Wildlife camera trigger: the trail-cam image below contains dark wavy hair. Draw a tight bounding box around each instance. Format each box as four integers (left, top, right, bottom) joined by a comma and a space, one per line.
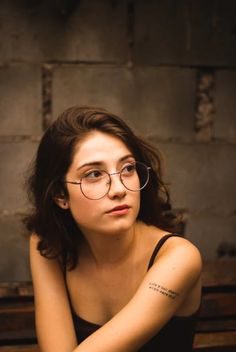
24, 106, 178, 269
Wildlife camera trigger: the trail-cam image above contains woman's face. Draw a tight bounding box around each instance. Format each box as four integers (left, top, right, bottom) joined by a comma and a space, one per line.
64, 131, 141, 237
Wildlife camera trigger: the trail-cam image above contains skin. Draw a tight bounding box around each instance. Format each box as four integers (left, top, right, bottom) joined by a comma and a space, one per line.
30, 131, 202, 352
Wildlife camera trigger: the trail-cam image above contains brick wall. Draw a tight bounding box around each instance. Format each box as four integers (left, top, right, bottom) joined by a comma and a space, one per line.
0, 0, 235, 280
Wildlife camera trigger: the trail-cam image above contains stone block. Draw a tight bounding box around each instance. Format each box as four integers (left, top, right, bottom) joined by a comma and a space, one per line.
133, 0, 186, 65
134, 0, 236, 67
0, 214, 30, 281
186, 214, 236, 260
0, 64, 42, 135
53, 65, 196, 140
214, 70, 236, 141
0, 0, 128, 63
0, 141, 38, 212
156, 142, 236, 213
188, 0, 236, 67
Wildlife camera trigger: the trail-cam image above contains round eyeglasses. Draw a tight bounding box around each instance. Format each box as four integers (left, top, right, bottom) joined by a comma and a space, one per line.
65, 161, 151, 200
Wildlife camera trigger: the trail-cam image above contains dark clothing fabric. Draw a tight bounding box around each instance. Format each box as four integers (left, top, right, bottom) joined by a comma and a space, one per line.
72, 234, 199, 351
73, 311, 198, 352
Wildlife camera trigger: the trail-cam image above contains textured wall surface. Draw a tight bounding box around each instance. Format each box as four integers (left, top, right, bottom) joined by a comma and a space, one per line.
0, 0, 235, 281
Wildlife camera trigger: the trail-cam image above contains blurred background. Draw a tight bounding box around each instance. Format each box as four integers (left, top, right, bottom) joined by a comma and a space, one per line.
0, 0, 236, 281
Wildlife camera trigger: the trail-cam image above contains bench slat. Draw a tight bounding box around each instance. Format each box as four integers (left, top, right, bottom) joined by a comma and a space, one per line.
199, 292, 236, 318
197, 318, 236, 332
0, 346, 38, 352
194, 330, 236, 349
202, 260, 236, 288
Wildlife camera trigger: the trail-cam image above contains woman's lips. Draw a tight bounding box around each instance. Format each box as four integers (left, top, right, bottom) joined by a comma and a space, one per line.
106, 205, 130, 215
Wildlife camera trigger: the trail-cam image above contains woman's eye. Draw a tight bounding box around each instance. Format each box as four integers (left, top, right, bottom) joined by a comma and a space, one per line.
83, 170, 103, 180
122, 163, 136, 175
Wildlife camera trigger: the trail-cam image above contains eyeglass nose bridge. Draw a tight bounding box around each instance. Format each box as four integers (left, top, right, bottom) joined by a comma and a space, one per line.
105, 169, 126, 188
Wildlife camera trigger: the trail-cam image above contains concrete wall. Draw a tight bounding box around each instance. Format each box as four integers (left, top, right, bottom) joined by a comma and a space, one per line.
0, 0, 235, 281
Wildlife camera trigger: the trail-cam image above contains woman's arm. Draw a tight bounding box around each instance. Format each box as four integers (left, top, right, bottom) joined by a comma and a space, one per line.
30, 234, 78, 352
73, 238, 202, 352
31, 235, 202, 352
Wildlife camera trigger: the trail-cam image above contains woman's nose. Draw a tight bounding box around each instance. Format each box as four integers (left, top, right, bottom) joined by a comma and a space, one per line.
107, 173, 126, 199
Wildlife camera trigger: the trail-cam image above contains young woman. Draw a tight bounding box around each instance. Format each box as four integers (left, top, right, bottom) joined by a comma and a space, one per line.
25, 106, 202, 352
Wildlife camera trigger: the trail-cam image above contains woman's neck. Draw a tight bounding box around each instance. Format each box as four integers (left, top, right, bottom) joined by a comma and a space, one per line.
79, 223, 141, 268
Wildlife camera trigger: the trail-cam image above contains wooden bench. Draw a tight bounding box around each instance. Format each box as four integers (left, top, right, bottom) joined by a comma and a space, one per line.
0, 282, 37, 352
0, 259, 235, 351
194, 259, 236, 351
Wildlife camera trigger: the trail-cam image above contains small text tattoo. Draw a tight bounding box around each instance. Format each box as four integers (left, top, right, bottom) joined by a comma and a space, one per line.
148, 282, 179, 300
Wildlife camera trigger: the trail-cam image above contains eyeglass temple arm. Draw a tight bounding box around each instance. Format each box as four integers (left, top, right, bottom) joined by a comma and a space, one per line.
65, 181, 82, 185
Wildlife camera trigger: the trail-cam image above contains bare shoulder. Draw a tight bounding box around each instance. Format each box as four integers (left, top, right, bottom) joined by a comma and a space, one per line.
140, 223, 202, 280
29, 233, 40, 250
29, 234, 48, 263
154, 234, 202, 282
29, 233, 63, 279
29, 233, 41, 260
162, 235, 202, 262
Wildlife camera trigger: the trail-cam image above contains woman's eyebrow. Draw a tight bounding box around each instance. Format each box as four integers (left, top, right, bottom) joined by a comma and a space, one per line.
76, 154, 134, 171
76, 161, 102, 171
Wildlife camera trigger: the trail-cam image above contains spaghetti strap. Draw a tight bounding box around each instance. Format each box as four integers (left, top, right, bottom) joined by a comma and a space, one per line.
147, 234, 178, 271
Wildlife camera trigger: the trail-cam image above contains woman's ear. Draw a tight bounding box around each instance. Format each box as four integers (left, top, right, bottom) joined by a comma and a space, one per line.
54, 193, 69, 210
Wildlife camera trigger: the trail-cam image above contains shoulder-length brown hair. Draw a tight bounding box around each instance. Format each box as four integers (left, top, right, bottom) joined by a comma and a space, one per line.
24, 106, 178, 269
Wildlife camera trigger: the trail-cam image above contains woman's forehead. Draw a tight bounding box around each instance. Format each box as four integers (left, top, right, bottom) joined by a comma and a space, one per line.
72, 131, 133, 166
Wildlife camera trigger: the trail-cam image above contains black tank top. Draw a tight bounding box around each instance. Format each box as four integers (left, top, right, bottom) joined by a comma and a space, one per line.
72, 234, 199, 351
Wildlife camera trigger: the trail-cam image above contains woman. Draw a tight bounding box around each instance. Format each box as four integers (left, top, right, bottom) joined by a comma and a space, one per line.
25, 106, 202, 352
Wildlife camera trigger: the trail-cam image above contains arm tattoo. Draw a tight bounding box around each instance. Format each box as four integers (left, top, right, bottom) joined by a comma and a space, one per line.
149, 282, 179, 300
